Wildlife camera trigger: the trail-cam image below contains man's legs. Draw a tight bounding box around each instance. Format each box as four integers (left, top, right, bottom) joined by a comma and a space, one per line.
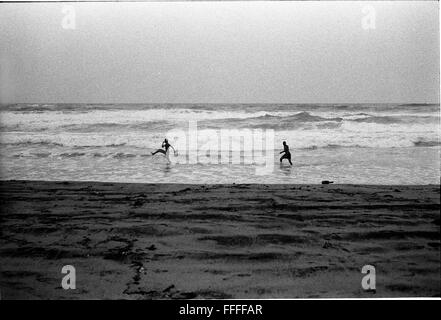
152, 149, 166, 155
280, 154, 292, 165
280, 154, 287, 163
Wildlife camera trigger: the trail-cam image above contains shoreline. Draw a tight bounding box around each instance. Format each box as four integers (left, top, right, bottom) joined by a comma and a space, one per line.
0, 180, 440, 299
2, 179, 440, 186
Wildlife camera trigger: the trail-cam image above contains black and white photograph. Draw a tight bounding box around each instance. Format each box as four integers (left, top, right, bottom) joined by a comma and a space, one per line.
0, 0, 439, 302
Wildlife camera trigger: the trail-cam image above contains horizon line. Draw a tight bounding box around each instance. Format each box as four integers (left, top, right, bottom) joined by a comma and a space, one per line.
1, 102, 439, 105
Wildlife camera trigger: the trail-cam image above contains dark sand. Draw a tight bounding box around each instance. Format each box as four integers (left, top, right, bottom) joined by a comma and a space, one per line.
0, 180, 439, 299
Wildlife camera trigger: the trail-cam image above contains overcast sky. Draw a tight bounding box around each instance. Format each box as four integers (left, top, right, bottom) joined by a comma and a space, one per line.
0, 1, 439, 104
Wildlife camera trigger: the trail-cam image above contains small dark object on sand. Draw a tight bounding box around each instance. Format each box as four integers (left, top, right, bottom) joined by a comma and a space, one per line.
321, 180, 334, 184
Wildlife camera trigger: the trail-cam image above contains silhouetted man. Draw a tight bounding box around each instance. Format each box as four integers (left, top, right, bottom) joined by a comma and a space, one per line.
279, 141, 292, 165
152, 138, 175, 156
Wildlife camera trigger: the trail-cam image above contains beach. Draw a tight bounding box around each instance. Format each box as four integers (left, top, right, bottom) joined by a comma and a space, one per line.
0, 180, 439, 299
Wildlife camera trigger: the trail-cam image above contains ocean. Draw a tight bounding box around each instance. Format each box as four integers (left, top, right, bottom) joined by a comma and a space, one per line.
0, 103, 439, 184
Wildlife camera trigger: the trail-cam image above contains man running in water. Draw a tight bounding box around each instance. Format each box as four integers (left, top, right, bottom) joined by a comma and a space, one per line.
152, 138, 175, 156
280, 141, 292, 165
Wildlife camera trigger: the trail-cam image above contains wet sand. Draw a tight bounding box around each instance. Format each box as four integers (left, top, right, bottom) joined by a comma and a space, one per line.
0, 180, 439, 299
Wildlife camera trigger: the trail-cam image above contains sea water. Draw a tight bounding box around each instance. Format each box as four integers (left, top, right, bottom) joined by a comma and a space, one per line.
0, 103, 439, 184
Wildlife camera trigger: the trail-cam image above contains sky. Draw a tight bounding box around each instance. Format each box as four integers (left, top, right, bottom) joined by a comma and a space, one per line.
0, 1, 439, 104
